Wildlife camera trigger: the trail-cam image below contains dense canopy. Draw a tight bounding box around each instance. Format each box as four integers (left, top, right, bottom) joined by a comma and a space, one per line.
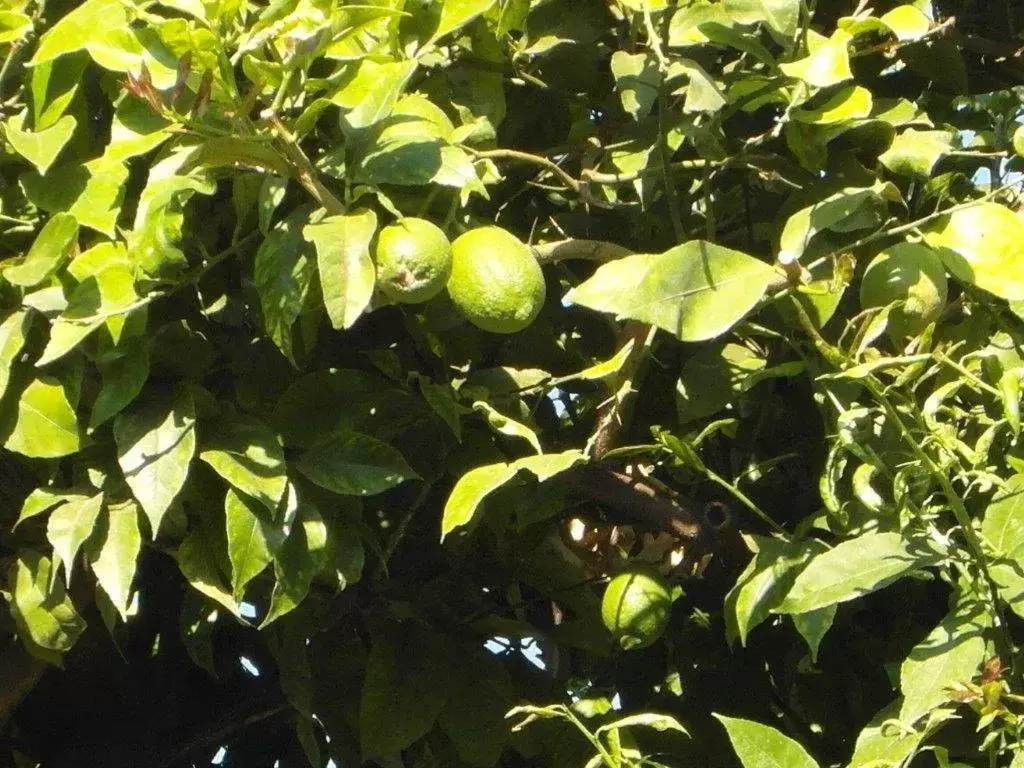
1, 0, 1024, 766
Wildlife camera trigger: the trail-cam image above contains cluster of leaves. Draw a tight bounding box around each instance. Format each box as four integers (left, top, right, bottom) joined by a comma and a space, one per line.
1, 0, 1024, 766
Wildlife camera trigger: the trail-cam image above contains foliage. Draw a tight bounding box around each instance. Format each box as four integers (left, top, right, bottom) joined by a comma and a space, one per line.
0, 0, 1023, 766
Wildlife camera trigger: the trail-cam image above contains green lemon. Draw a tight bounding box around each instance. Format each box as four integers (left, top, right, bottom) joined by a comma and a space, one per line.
447, 226, 546, 334
859, 242, 948, 338
1013, 124, 1024, 158
601, 568, 672, 650
374, 218, 452, 304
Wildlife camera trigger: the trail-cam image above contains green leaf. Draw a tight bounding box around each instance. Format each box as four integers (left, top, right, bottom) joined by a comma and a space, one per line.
432, 0, 498, 43
724, 536, 826, 645
14, 487, 82, 530
981, 473, 1024, 617
331, 59, 417, 130
879, 129, 953, 178
847, 701, 925, 768
200, 414, 288, 510
4, 375, 82, 458
441, 463, 519, 541
610, 51, 661, 121
670, 59, 726, 113
128, 172, 215, 279
37, 262, 141, 366
114, 387, 196, 535
3, 213, 78, 288
262, 490, 328, 625
272, 368, 423, 449
46, 492, 104, 583
898, 592, 988, 724
778, 185, 896, 263
714, 714, 819, 768
304, 210, 377, 331
441, 450, 584, 540
0, 10, 31, 44
668, 3, 732, 47
225, 488, 285, 599
295, 430, 419, 496
86, 500, 142, 619
353, 104, 481, 191
780, 29, 853, 87
725, 0, 800, 40
105, 96, 172, 162
792, 85, 872, 125
472, 401, 541, 453
360, 621, 454, 758
792, 605, 835, 663
21, 156, 129, 237
924, 203, 1024, 301
0, 310, 30, 403
175, 527, 242, 619
676, 343, 767, 425
566, 241, 776, 342
30, 53, 88, 130
417, 378, 464, 441
89, 343, 150, 430
4, 112, 77, 175
253, 209, 316, 365
777, 532, 939, 614
29, 0, 131, 66
595, 713, 689, 737
840, 5, 931, 42
5, 551, 86, 653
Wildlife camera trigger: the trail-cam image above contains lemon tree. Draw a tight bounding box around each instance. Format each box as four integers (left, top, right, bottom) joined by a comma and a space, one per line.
0, 1, 1023, 767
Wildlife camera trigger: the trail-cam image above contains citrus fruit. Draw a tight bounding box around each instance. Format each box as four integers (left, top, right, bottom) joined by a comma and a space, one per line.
374, 218, 452, 304
446, 226, 545, 334
1013, 124, 1024, 157
859, 242, 947, 338
601, 568, 672, 650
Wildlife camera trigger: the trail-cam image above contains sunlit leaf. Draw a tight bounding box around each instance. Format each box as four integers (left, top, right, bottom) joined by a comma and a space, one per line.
4, 375, 82, 458
714, 714, 819, 768
86, 500, 142, 619
567, 241, 776, 342
114, 386, 196, 535
304, 210, 377, 331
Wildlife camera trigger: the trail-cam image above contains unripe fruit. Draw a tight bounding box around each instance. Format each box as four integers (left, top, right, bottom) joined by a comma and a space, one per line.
601, 568, 672, 650
446, 226, 546, 334
1013, 124, 1024, 158
374, 218, 452, 304
859, 243, 947, 339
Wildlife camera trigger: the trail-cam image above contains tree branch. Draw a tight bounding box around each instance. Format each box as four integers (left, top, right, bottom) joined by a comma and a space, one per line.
563, 464, 730, 543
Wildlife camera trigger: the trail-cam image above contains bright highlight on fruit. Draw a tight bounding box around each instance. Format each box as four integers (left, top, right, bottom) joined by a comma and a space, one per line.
446, 226, 546, 334
374, 217, 452, 304
859, 242, 948, 339
601, 568, 672, 650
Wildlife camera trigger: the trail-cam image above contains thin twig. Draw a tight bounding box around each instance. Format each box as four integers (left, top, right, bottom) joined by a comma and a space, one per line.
464, 147, 581, 194
267, 114, 346, 215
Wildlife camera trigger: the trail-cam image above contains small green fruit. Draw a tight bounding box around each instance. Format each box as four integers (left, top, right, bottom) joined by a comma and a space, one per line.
374, 218, 452, 304
447, 226, 546, 334
1013, 124, 1024, 158
601, 568, 672, 650
859, 243, 948, 338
